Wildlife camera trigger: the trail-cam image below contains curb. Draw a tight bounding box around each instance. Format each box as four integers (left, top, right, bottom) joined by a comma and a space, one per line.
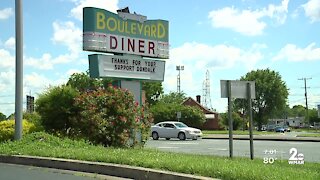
0, 155, 217, 180
202, 135, 320, 142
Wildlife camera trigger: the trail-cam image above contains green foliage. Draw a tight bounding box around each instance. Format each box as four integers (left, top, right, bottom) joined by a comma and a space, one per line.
0, 120, 36, 141
67, 72, 102, 91
73, 87, 153, 147
142, 82, 163, 105
23, 112, 44, 131
1, 132, 319, 180
309, 108, 320, 124
0, 112, 6, 121
288, 105, 306, 118
36, 85, 80, 133
151, 102, 205, 128
219, 112, 244, 130
235, 69, 289, 130
158, 92, 186, 104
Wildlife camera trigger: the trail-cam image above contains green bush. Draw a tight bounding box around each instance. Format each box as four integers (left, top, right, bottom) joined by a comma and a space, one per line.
73, 87, 153, 147
151, 102, 205, 128
36, 85, 80, 133
0, 120, 37, 141
219, 112, 244, 130
23, 112, 44, 131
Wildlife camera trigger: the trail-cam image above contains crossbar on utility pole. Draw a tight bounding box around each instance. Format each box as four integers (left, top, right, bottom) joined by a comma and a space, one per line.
15, 0, 23, 140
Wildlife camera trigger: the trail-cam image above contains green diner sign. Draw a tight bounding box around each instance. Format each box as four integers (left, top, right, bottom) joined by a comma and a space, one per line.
83, 7, 169, 58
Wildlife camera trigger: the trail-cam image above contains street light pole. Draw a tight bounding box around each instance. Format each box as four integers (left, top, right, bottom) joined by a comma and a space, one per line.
176, 65, 184, 93
15, 0, 23, 140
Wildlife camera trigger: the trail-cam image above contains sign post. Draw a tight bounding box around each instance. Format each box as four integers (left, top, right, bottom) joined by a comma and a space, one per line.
247, 82, 254, 160
227, 80, 233, 158
221, 80, 255, 159
83, 7, 168, 144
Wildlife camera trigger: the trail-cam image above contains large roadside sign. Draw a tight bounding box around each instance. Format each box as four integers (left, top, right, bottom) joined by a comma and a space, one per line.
89, 54, 165, 81
220, 80, 256, 99
83, 7, 169, 59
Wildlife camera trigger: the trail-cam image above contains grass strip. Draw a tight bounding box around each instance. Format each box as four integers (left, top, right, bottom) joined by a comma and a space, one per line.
0, 132, 319, 180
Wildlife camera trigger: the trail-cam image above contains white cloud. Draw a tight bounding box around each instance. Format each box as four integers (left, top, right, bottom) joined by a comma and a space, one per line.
66, 69, 82, 76
4, 37, 15, 50
0, 49, 14, 69
208, 0, 289, 36
52, 21, 82, 55
25, 53, 54, 70
273, 43, 320, 62
302, 0, 320, 22
169, 42, 264, 70
26, 21, 83, 70
0, 8, 13, 20
24, 72, 60, 90
162, 42, 264, 100
0, 70, 14, 92
70, 0, 119, 21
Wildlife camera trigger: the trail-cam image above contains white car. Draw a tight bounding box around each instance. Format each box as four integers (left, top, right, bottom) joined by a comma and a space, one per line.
151, 121, 202, 140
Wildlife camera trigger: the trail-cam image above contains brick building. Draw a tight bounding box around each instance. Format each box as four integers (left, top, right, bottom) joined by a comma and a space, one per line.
182, 95, 221, 130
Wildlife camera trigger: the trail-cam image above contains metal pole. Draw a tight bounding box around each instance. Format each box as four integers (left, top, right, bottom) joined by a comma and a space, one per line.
227, 80, 233, 158
15, 0, 23, 140
304, 78, 309, 122
247, 83, 254, 160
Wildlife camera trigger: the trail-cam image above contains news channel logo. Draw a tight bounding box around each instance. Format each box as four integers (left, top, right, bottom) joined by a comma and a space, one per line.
263, 148, 304, 164
288, 148, 304, 164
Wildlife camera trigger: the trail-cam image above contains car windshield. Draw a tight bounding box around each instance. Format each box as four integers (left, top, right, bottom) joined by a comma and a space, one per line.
174, 122, 188, 128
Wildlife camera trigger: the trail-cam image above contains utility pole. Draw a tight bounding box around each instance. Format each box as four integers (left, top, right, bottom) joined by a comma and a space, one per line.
298, 78, 312, 122
15, 0, 23, 140
176, 65, 184, 93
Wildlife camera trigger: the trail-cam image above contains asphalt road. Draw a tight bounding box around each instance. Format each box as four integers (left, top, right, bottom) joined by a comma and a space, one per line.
145, 138, 320, 163
0, 163, 130, 180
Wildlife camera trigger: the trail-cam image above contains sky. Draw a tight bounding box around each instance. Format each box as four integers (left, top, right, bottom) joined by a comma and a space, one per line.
0, 0, 320, 116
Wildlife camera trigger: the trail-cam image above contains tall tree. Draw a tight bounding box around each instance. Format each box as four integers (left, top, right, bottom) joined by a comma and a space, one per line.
234, 69, 289, 130
309, 108, 320, 124
0, 112, 6, 121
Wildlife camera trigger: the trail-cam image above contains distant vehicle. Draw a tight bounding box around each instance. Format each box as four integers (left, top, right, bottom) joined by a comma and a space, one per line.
151, 121, 202, 140
266, 125, 276, 131
275, 127, 285, 133
283, 126, 291, 132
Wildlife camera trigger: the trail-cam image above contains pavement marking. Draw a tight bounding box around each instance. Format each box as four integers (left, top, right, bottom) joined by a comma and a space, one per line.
287, 142, 304, 145
208, 148, 228, 151
157, 146, 179, 149
169, 142, 199, 145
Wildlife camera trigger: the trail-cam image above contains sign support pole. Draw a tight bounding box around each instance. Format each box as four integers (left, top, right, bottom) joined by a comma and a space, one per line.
227, 80, 233, 158
15, 0, 23, 140
247, 82, 254, 159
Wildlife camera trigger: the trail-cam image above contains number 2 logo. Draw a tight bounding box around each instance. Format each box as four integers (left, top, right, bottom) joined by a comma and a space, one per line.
289, 148, 304, 161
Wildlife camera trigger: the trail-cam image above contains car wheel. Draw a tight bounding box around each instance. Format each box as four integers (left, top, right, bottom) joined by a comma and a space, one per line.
178, 132, 186, 140
152, 132, 159, 140
165, 138, 170, 140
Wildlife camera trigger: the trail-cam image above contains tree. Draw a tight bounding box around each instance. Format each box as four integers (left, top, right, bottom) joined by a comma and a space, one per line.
36, 85, 80, 133
234, 69, 289, 130
67, 72, 102, 91
309, 108, 320, 124
0, 112, 6, 121
142, 82, 163, 105
158, 92, 186, 104
150, 92, 205, 129
288, 105, 306, 118
219, 112, 244, 130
